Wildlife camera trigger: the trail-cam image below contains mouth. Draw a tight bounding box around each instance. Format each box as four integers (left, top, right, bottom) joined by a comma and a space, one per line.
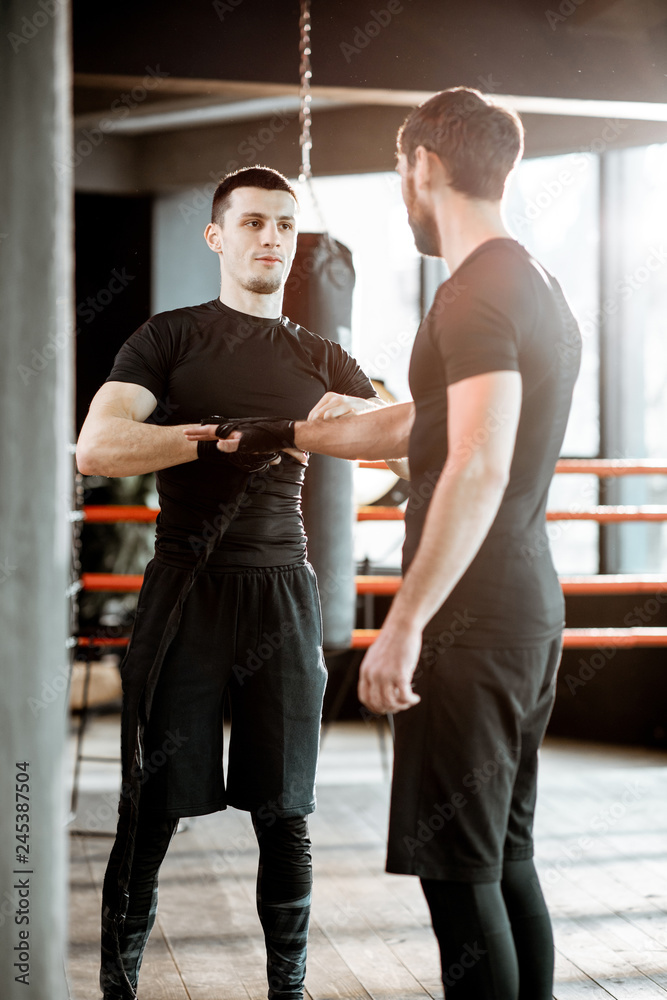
255, 256, 283, 264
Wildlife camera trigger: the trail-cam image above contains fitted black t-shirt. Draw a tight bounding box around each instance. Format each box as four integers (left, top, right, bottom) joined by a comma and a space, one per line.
106, 298, 376, 566
405, 239, 581, 647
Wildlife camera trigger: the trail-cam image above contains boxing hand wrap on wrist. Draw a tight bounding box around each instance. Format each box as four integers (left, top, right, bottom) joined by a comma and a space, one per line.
212, 416, 297, 452
198, 415, 283, 473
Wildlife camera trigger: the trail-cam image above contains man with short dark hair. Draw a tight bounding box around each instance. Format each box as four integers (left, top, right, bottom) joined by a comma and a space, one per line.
77, 165, 384, 1000
194, 89, 581, 999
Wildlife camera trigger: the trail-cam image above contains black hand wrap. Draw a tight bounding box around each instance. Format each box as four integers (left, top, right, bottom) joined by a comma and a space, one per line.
212, 416, 297, 452
198, 415, 285, 473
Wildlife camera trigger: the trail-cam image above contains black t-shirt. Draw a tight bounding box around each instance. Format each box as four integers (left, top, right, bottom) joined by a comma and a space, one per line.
405, 238, 581, 647
106, 297, 376, 566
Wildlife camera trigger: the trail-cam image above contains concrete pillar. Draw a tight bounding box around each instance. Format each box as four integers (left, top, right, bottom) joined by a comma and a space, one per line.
0, 2, 73, 998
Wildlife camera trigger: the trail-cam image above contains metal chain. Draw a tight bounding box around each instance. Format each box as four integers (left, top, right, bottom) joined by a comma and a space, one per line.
297, 0, 334, 243
298, 0, 312, 182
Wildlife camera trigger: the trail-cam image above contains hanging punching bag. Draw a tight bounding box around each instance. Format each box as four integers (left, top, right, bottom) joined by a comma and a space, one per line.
283, 233, 357, 651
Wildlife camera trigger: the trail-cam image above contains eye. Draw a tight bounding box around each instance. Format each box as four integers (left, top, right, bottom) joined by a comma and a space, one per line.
244, 219, 260, 227
280, 222, 294, 230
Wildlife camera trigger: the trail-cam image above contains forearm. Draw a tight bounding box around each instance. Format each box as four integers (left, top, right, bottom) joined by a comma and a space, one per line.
294, 401, 414, 461
76, 417, 199, 477
386, 459, 508, 633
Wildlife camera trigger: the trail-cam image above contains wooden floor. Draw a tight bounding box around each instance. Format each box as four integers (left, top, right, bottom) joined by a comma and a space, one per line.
67, 717, 667, 999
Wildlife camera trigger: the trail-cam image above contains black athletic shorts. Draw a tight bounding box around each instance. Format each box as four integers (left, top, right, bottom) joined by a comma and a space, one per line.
123, 559, 327, 819
386, 636, 562, 882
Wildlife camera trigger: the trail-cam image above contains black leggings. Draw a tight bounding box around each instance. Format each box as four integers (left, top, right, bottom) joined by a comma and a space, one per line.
421, 859, 554, 1000
101, 809, 312, 1000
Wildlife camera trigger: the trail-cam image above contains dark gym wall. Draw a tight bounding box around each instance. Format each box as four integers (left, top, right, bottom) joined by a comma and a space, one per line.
72, 0, 667, 104
75, 193, 152, 430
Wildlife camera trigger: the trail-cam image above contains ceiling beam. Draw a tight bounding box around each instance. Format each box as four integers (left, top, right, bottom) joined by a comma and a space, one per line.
74, 73, 667, 135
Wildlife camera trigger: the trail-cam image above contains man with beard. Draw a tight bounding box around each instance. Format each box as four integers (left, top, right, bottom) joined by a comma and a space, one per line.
76, 166, 385, 1000
191, 89, 581, 999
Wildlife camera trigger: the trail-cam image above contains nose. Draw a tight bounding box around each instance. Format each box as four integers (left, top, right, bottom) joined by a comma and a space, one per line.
261, 222, 281, 246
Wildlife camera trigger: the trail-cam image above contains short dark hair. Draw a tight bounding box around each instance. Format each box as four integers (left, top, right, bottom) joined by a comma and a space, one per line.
211, 166, 298, 226
397, 87, 524, 201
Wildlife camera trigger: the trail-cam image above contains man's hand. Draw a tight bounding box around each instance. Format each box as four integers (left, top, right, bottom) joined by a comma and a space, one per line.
307, 392, 382, 421
183, 422, 307, 464
357, 623, 422, 715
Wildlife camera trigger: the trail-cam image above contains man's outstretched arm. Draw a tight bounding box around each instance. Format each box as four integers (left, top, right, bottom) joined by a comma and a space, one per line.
306, 392, 411, 478
357, 370, 522, 715
185, 400, 415, 462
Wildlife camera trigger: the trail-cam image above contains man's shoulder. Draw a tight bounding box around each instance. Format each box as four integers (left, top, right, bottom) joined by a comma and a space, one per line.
434, 240, 541, 316
462, 238, 533, 282
281, 316, 335, 354
130, 301, 220, 348
146, 299, 218, 328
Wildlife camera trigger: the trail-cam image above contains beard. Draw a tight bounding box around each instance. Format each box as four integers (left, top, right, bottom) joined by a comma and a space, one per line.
241, 273, 284, 295
408, 213, 441, 257
407, 205, 441, 257
404, 174, 441, 257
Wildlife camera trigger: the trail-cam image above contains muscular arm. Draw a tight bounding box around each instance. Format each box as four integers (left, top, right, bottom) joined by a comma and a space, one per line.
357, 370, 522, 714
306, 392, 411, 479
295, 401, 415, 461
186, 399, 415, 464
76, 381, 199, 477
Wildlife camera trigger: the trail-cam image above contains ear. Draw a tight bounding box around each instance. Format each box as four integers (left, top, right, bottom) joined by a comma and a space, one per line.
413, 145, 447, 192
412, 145, 432, 191
204, 222, 223, 254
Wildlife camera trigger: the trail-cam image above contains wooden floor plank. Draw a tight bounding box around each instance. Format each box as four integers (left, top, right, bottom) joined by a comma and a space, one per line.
553, 951, 616, 999
304, 926, 374, 1000
551, 910, 667, 998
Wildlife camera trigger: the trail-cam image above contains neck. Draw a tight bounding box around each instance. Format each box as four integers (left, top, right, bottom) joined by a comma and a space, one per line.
435, 196, 512, 274
218, 276, 284, 319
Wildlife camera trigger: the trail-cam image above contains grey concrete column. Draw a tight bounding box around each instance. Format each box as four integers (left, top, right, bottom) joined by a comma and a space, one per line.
0, 2, 73, 998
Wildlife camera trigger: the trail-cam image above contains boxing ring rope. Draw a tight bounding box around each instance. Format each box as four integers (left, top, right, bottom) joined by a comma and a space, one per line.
79, 572, 667, 597
74, 458, 667, 652
77, 503, 667, 524
359, 459, 667, 475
